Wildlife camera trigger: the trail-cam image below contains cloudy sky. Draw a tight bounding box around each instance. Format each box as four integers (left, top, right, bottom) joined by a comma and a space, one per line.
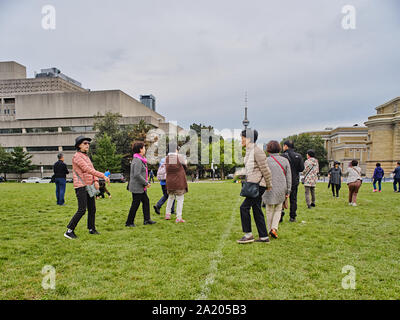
1, 0, 399, 142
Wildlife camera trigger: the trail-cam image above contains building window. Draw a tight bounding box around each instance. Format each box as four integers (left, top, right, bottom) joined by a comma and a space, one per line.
0, 128, 23, 134
26, 146, 59, 152
26, 127, 59, 133
61, 126, 93, 133
62, 146, 76, 151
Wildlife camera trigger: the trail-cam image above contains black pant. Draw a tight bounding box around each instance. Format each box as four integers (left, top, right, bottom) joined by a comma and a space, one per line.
126, 192, 150, 225
331, 183, 340, 197
240, 186, 268, 238
98, 187, 110, 198
281, 183, 299, 220
67, 187, 96, 230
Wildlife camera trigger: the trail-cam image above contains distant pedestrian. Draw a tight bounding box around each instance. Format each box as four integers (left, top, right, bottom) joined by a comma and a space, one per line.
302, 150, 319, 209
280, 140, 304, 222
104, 169, 111, 178
263, 141, 291, 239
149, 170, 155, 183
53, 153, 69, 206
236, 129, 272, 244
153, 157, 175, 215
392, 162, 400, 192
165, 143, 188, 223
345, 159, 363, 206
126, 142, 156, 227
64, 136, 110, 240
372, 163, 384, 192
328, 161, 342, 198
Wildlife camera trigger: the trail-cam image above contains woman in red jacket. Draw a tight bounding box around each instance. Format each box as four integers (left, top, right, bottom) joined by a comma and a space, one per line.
64, 136, 109, 240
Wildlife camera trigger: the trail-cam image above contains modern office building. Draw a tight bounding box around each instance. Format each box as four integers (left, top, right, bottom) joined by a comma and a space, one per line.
140, 94, 156, 111
0, 61, 176, 177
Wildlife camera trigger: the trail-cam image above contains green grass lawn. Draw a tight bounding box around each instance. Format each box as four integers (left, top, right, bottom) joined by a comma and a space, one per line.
0, 181, 399, 300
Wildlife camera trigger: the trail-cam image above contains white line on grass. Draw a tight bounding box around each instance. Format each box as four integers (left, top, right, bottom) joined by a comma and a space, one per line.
196, 196, 242, 300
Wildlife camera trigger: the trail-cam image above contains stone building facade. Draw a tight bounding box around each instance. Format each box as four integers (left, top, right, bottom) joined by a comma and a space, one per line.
364, 97, 400, 177
0, 61, 176, 177
302, 126, 369, 174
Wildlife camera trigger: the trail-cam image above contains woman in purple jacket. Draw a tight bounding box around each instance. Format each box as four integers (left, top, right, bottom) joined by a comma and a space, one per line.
373, 163, 384, 192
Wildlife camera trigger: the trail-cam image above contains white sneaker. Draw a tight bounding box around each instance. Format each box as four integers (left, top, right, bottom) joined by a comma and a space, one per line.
352, 203, 357, 207
348, 202, 352, 206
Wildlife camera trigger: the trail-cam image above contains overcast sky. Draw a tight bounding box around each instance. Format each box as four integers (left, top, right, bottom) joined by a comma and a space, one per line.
1, 0, 399, 142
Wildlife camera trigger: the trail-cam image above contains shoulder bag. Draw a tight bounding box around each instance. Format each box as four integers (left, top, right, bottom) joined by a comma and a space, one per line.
74, 170, 100, 198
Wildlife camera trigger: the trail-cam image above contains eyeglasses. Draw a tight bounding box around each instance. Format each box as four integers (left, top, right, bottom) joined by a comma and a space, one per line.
82, 142, 91, 145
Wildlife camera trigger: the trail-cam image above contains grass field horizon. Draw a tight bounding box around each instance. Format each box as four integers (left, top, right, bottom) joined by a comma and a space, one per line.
0, 181, 399, 300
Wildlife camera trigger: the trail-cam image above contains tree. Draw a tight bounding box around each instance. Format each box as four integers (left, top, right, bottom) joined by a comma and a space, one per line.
0, 146, 13, 181
280, 133, 328, 171
92, 133, 122, 173
10, 147, 35, 181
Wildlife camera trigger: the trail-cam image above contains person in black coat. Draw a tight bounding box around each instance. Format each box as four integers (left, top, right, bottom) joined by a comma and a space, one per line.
280, 140, 305, 222
53, 153, 69, 205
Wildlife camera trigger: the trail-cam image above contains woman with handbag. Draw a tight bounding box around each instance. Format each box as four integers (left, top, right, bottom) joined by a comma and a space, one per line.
263, 141, 292, 239
126, 142, 157, 227
64, 136, 110, 240
236, 129, 272, 244
302, 150, 319, 209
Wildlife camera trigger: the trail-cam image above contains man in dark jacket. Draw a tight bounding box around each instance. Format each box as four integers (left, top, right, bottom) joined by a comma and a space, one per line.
53, 153, 69, 205
280, 140, 304, 222
393, 162, 400, 192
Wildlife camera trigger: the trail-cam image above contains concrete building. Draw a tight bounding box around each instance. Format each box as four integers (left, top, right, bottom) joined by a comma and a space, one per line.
364, 97, 400, 177
0, 61, 176, 177
302, 126, 369, 174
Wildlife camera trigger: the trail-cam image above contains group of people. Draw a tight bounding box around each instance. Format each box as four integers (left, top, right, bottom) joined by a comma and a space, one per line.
57, 131, 400, 243
236, 129, 320, 244
63, 136, 188, 240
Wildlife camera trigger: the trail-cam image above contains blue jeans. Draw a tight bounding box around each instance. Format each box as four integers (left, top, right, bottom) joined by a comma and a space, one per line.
156, 184, 175, 212
373, 178, 382, 191
55, 178, 66, 205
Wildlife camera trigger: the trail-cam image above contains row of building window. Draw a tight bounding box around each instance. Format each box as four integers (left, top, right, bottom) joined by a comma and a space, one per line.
4, 146, 77, 152
0, 126, 94, 134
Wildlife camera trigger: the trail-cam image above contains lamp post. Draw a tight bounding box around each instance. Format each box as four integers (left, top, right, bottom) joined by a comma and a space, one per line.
242, 92, 249, 129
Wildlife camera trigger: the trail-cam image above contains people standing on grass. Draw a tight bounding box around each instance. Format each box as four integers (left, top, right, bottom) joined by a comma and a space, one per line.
126, 142, 156, 227
149, 170, 155, 183
97, 179, 111, 199
153, 156, 175, 215
280, 140, 304, 223
302, 150, 319, 209
392, 162, 400, 192
263, 141, 291, 239
328, 161, 342, 198
345, 159, 363, 206
372, 163, 384, 192
64, 136, 110, 240
53, 153, 69, 206
165, 143, 188, 223
104, 169, 111, 179
236, 129, 272, 244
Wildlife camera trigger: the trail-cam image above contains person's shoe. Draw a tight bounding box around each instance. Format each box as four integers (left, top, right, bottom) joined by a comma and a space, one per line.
269, 229, 278, 239
237, 235, 255, 244
171, 211, 176, 215
348, 202, 353, 206
289, 218, 297, 222
153, 205, 161, 215
64, 230, 77, 239
307, 204, 312, 209
144, 220, 156, 225
125, 223, 136, 227
352, 203, 357, 207
175, 218, 186, 223
379, 190, 382, 193
165, 214, 171, 220
311, 203, 315, 207
373, 189, 377, 192
89, 229, 100, 235
255, 237, 270, 243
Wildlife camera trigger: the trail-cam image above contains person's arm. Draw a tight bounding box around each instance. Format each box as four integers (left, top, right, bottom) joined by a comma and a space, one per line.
298, 155, 305, 173
63, 163, 69, 175
285, 160, 292, 196
255, 149, 272, 190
